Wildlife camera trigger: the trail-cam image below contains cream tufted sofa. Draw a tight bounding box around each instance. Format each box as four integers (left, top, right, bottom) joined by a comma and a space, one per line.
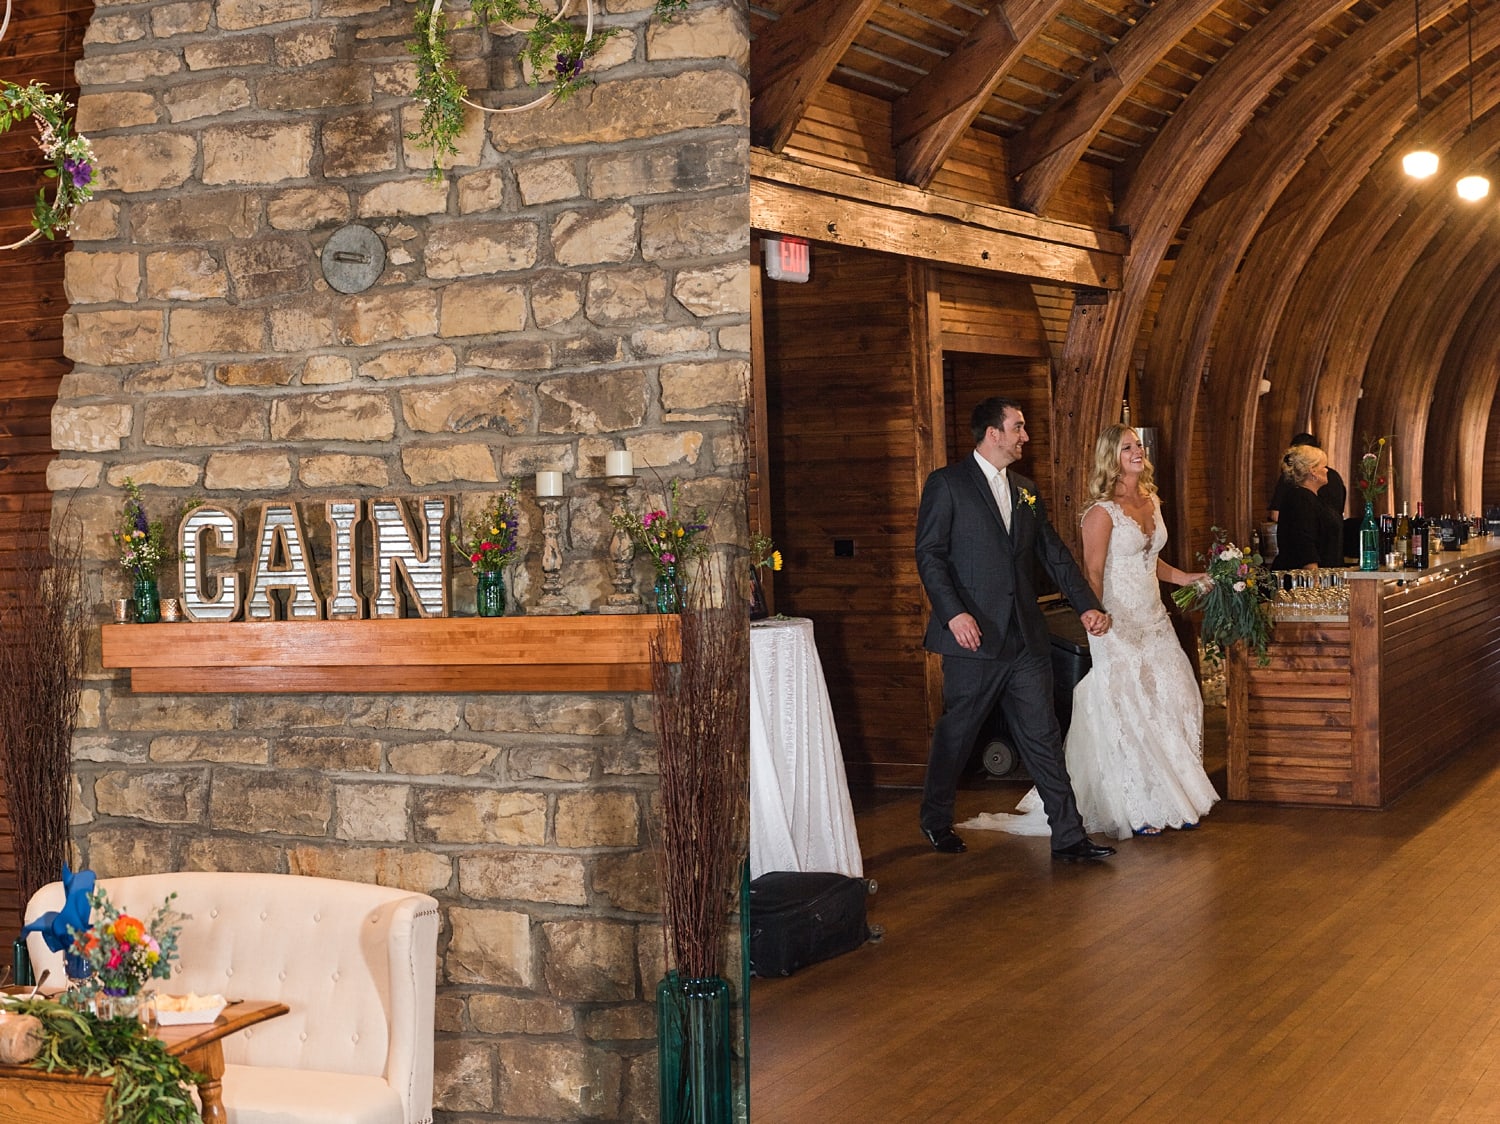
25, 871, 439, 1124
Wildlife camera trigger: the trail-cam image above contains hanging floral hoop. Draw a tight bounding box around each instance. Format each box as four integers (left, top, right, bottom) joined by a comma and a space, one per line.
0, 81, 96, 251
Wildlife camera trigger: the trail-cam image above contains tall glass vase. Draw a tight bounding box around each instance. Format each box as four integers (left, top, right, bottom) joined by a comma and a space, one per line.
657, 971, 732, 1124
133, 574, 161, 623
475, 570, 506, 617
1359, 501, 1379, 571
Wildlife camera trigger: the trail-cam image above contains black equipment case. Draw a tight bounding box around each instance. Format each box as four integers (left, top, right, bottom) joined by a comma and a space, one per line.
748, 871, 879, 977
976, 605, 1093, 777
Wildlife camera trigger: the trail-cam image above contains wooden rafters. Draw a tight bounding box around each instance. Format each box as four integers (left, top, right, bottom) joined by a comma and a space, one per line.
750, 0, 881, 153
891, 0, 1063, 189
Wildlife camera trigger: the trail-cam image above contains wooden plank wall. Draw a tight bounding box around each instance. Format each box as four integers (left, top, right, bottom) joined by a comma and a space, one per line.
0, 0, 89, 956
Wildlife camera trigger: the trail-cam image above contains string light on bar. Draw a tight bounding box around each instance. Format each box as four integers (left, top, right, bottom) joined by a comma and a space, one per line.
1404, 0, 1440, 179
1457, 2, 1490, 200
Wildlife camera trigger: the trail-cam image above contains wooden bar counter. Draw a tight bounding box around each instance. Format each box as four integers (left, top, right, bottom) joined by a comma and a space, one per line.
1228, 536, 1500, 807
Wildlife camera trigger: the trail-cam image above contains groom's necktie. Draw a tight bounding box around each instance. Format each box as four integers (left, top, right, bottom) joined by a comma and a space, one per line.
994, 470, 1012, 531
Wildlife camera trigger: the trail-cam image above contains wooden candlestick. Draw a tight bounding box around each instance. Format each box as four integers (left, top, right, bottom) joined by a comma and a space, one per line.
532, 495, 572, 616
599, 476, 643, 614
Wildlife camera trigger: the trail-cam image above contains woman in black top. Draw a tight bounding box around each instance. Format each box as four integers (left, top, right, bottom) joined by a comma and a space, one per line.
1271, 444, 1344, 570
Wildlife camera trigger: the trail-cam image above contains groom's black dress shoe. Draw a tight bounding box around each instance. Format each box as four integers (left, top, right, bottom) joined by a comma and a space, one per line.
923, 826, 967, 853
1052, 837, 1116, 862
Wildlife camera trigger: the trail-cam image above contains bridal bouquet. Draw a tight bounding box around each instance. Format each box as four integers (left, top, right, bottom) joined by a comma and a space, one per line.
1171, 527, 1275, 667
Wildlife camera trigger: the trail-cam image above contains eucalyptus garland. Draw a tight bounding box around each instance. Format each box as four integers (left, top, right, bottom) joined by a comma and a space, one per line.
409, 0, 690, 179
4, 996, 202, 1124
0, 81, 95, 246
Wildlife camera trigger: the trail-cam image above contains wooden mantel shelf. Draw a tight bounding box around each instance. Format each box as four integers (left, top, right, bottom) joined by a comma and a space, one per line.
101, 615, 680, 694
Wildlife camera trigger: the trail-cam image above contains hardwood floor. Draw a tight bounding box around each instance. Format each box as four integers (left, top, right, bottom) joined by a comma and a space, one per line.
749, 712, 1500, 1121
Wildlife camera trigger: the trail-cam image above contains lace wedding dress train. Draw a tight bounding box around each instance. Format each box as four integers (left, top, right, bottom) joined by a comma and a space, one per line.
962, 497, 1218, 840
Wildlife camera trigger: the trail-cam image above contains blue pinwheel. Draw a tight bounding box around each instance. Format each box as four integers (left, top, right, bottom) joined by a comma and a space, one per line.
20, 864, 96, 980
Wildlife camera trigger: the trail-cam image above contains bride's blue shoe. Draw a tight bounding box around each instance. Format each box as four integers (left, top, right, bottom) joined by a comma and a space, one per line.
1132, 825, 1163, 836
1179, 821, 1199, 831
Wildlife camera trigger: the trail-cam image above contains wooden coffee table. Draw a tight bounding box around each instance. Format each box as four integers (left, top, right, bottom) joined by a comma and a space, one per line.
0, 998, 288, 1123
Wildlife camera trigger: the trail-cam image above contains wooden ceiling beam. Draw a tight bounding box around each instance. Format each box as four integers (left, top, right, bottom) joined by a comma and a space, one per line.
891, 0, 1063, 190
750, 0, 881, 153
1423, 266, 1500, 513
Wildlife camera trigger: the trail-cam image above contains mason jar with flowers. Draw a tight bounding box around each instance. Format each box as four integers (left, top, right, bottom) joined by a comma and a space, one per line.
450, 480, 522, 617
111, 479, 174, 623
611, 480, 710, 613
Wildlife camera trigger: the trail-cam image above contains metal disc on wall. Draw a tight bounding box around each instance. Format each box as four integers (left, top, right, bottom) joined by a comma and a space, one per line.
320, 224, 386, 294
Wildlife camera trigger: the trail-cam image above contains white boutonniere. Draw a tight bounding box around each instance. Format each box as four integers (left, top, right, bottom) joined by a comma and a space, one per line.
1017, 487, 1038, 514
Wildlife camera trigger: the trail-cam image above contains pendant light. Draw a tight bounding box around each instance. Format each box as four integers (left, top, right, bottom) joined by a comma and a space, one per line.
1405, 0, 1440, 178
1457, 3, 1491, 200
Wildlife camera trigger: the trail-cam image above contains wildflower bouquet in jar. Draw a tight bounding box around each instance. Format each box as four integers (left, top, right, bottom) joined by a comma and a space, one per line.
611, 479, 710, 579
1171, 526, 1276, 666
449, 479, 523, 574
111, 479, 172, 581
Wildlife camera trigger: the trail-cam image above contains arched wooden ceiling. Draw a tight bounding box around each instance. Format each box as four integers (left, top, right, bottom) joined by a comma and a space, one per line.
750, 0, 1500, 545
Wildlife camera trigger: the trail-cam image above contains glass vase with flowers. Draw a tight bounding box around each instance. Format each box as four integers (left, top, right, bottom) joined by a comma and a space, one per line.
1355, 435, 1393, 571
111, 479, 175, 623
450, 480, 522, 617
70, 886, 185, 1020
748, 534, 782, 621
611, 480, 710, 613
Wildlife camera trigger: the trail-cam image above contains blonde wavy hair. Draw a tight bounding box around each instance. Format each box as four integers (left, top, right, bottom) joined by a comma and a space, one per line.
1086, 424, 1157, 506
1280, 443, 1326, 485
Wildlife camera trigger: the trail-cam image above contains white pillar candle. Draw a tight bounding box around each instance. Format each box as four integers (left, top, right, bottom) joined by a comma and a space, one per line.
535, 470, 564, 497
605, 450, 633, 477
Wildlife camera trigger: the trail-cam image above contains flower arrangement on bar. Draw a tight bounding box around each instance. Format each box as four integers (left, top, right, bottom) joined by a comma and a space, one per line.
408, 0, 689, 179
0, 80, 95, 246
72, 886, 185, 1002
1356, 434, 1394, 508
1171, 526, 1276, 666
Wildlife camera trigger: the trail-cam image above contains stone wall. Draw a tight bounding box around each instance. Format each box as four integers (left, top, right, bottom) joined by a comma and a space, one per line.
50, 0, 749, 1119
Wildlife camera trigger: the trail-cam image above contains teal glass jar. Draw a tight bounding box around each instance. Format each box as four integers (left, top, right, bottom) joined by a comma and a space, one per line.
133, 574, 161, 623
657, 971, 732, 1124
476, 570, 506, 617
654, 564, 681, 614
1359, 501, 1379, 571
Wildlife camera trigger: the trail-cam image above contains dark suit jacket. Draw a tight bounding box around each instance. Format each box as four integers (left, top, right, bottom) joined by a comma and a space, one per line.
915, 456, 1101, 660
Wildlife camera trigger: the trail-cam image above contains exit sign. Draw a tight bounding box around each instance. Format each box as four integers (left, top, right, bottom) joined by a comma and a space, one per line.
763, 235, 810, 282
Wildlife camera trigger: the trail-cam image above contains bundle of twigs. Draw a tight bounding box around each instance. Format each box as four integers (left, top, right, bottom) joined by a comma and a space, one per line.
0, 508, 84, 908
650, 555, 749, 980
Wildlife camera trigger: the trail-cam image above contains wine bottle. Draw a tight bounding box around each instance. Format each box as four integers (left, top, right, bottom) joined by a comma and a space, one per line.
1411, 501, 1429, 570
1394, 502, 1411, 567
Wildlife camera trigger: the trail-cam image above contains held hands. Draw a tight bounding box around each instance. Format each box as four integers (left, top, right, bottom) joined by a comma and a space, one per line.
1080, 609, 1111, 636
947, 612, 983, 651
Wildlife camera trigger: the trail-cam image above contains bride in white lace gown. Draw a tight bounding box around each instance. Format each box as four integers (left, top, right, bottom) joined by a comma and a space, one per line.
962, 425, 1219, 840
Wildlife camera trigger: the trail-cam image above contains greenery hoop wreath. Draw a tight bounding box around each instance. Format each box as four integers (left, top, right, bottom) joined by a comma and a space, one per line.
409, 0, 691, 179
0, 81, 96, 250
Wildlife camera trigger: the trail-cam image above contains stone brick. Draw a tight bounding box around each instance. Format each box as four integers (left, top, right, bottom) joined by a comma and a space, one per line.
647, 3, 748, 63
268, 187, 351, 230
185, 36, 274, 70
469, 338, 554, 371
286, 845, 452, 893
425, 221, 540, 279
151, 1, 212, 37
48, 459, 103, 491
542, 919, 636, 1001
387, 738, 501, 776
552, 205, 638, 266
270, 301, 339, 351
586, 137, 746, 200
434, 1038, 494, 1113
215, 358, 299, 387
660, 359, 747, 412
400, 378, 530, 435
466, 697, 628, 737
335, 290, 439, 346
517, 158, 580, 206
321, 110, 398, 177
631, 325, 710, 357
556, 791, 641, 848
446, 906, 534, 987
95, 769, 208, 824
332, 782, 410, 841
76, 92, 159, 132
226, 238, 315, 300
58, 370, 121, 399
169, 307, 266, 355
468, 993, 575, 1035
53, 405, 133, 453
182, 835, 288, 873
85, 10, 147, 44
591, 851, 658, 914
165, 77, 252, 122
217, 0, 312, 30
270, 391, 395, 442
299, 453, 390, 488
141, 396, 269, 447
582, 1003, 654, 1042
586, 267, 669, 325
358, 179, 449, 218
204, 451, 293, 489
64, 310, 162, 365
237, 698, 348, 728
456, 168, 506, 214
530, 272, 585, 330
91, 133, 196, 194
538, 370, 649, 434
70, 199, 121, 242
399, 100, 486, 177
257, 64, 370, 112
84, 828, 179, 876
131, 193, 262, 243
358, 346, 456, 381
104, 459, 201, 488
673, 261, 750, 317
274, 734, 383, 771
717, 322, 750, 352
210, 771, 333, 834
346, 697, 463, 731
145, 249, 229, 302
508, 745, 594, 782
487, 71, 747, 150
124, 364, 208, 394
76, 49, 181, 87
620, 430, 702, 470
107, 696, 234, 732
202, 123, 315, 185
274, 24, 339, 66
149, 735, 270, 764
410, 787, 544, 844
459, 851, 589, 906
74, 738, 146, 764
497, 1039, 623, 1120
401, 444, 499, 486
556, 333, 626, 367
302, 355, 355, 385
438, 280, 528, 338
641, 194, 747, 261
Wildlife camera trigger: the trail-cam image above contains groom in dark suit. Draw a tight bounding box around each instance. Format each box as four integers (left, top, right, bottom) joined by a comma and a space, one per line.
916, 396, 1116, 862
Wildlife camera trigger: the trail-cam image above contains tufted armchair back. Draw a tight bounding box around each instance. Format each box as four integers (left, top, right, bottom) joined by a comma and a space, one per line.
25, 871, 439, 1124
